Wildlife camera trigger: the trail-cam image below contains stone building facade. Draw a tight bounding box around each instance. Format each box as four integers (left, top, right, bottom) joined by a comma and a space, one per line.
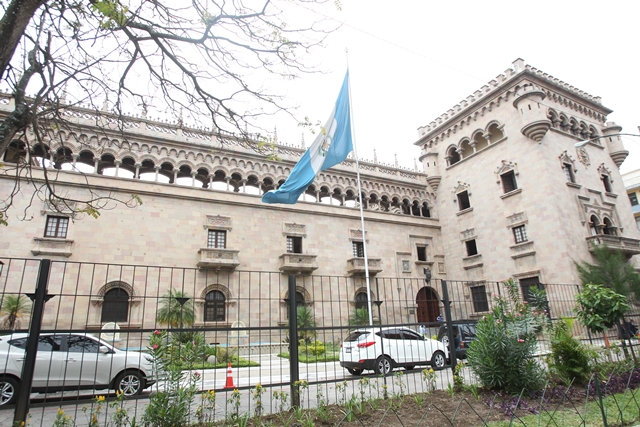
0, 58, 638, 343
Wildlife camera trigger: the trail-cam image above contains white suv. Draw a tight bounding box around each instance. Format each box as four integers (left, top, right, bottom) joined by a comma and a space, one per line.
339, 326, 448, 375
0, 333, 155, 405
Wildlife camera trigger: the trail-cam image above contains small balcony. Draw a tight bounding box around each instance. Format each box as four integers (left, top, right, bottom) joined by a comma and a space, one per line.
586, 235, 640, 257
279, 253, 318, 274
346, 257, 383, 276
31, 237, 73, 257
197, 248, 240, 270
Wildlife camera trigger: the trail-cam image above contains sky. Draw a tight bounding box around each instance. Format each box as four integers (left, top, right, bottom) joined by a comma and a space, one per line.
266, 0, 640, 176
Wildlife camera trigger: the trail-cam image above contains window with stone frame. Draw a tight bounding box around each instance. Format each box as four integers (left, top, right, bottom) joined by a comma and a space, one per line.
457, 191, 471, 211
470, 285, 489, 312
207, 230, 226, 249
520, 277, 544, 304
204, 290, 226, 322
101, 288, 129, 323
602, 174, 613, 193
286, 291, 305, 319
465, 239, 478, 257
563, 163, 576, 183
501, 170, 518, 193
512, 224, 528, 244
352, 241, 365, 257
286, 236, 303, 253
45, 216, 69, 238
416, 245, 427, 262
629, 192, 638, 206
355, 292, 368, 310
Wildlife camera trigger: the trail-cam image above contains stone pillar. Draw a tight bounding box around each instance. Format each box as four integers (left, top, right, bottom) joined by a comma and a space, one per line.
93, 158, 100, 174
172, 169, 178, 184
114, 160, 121, 178
134, 163, 141, 179
154, 165, 160, 182
72, 154, 79, 170
191, 171, 197, 187
208, 175, 213, 189
225, 177, 231, 192
241, 179, 247, 193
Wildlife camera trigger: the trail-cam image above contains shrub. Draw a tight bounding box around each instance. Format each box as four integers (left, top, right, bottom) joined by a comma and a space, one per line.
304, 340, 326, 356
547, 318, 594, 385
467, 279, 547, 393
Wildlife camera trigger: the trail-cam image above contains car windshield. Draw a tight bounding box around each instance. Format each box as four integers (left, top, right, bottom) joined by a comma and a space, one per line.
344, 331, 369, 342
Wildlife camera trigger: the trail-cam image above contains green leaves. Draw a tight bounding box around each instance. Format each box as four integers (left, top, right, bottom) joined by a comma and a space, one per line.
467, 279, 547, 393
575, 283, 629, 333
90, 0, 129, 29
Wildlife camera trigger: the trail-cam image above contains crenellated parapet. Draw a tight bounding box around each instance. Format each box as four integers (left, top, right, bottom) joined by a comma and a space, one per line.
415, 58, 612, 150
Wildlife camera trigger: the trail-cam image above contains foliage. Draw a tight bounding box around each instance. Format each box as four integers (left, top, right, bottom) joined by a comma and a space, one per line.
575, 283, 629, 334
547, 318, 594, 385
288, 305, 317, 345
0, 294, 31, 330
302, 340, 326, 356
156, 289, 195, 328
143, 330, 200, 427
467, 278, 547, 393
348, 307, 379, 326
575, 245, 640, 299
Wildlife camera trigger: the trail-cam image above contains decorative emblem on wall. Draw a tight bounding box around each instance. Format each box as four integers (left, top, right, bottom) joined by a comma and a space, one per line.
576, 147, 590, 167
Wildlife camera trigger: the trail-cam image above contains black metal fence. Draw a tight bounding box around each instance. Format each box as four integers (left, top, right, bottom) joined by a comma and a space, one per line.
0, 258, 625, 426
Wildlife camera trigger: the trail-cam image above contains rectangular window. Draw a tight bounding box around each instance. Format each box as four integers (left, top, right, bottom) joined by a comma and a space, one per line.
44, 216, 69, 238
629, 193, 639, 206
457, 191, 471, 211
513, 224, 528, 244
563, 163, 575, 183
286, 236, 302, 253
352, 241, 364, 257
470, 285, 489, 312
416, 246, 427, 261
602, 174, 612, 193
520, 277, 544, 304
465, 239, 478, 257
207, 230, 226, 249
501, 171, 518, 193
636, 216, 640, 231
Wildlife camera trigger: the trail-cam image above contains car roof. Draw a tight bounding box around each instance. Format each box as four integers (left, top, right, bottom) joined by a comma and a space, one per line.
349, 326, 416, 333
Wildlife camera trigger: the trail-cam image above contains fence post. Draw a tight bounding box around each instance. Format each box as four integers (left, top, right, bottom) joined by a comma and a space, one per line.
287, 274, 300, 408
14, 259, 51, 426
441, 280, 458, 373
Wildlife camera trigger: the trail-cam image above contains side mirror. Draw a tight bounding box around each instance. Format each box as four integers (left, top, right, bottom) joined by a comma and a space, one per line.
99, 345, 111, 354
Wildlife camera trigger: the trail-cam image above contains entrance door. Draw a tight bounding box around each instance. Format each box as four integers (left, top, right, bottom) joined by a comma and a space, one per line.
416, 287, 439, 323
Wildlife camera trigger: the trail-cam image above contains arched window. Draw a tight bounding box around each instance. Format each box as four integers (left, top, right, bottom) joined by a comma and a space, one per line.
101, 288, 129, 323
204, 290, 226, 322
287, 291, 305, 319
355, 292, 368, 310
603, 218, 616, 236
589, 215, 600, 236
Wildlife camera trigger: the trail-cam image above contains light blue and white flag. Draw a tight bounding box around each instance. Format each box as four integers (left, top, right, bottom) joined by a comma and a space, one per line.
262, 72, 353, 204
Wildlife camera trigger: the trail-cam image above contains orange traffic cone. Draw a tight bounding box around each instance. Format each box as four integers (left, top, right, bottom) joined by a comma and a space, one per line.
224, 363, 235, 389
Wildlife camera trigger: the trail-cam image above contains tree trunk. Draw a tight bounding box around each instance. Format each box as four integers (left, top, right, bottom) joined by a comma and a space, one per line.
0, 0, 46, 81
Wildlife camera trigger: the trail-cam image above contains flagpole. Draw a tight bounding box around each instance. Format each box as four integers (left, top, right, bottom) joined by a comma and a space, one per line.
345, 56, 374, 326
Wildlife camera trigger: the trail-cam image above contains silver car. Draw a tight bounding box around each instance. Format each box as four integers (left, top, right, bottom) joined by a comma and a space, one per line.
0, 333, 155, 405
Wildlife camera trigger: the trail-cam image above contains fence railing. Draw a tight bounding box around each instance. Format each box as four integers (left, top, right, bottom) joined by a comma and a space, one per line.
0, 257, 635, 426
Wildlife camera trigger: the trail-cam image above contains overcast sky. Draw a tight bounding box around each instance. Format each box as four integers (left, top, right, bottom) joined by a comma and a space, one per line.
268, 0, 640, 176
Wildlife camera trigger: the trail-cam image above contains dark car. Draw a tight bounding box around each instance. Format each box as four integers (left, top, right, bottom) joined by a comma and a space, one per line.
436, 320, 477, 360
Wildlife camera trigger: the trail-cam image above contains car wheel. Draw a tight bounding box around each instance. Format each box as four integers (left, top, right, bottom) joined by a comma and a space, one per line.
0, 377, 18, 406
347, 368, 363, 376
431, 350, 446, 370
115, 371, 144, 396
405, 365, 415, 371
374, 356, 392, 376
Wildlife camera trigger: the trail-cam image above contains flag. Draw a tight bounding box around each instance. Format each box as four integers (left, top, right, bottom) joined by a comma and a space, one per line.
261, 72, 353, 204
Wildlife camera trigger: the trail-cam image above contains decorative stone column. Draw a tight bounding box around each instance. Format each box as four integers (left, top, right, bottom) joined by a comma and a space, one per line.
114, 160, 121, 178
154, 165, 161, 182
134, 163, 141, 179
